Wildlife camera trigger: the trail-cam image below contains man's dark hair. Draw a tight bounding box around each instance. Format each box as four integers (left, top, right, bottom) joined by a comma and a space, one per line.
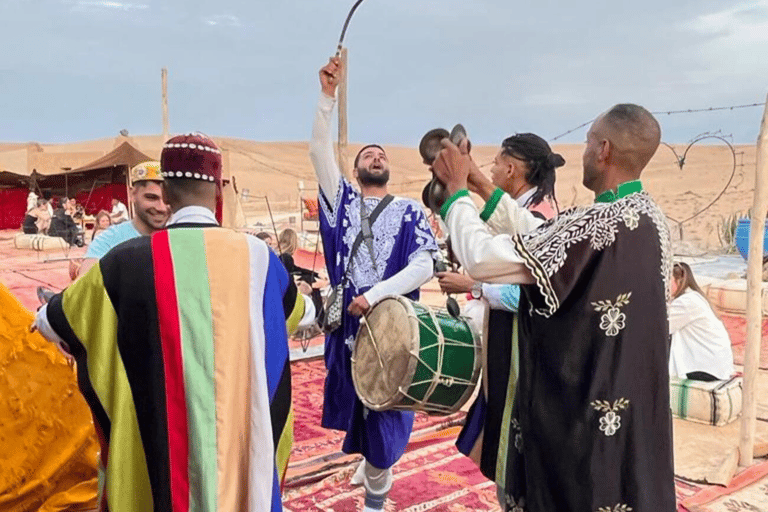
501, 133, 565, 208
353, 144, 386, 168
600, 104, 661, 173
163, 178, 215, 204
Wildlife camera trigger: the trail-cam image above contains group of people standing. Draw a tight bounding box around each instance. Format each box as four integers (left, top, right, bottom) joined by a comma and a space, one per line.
26, 53, 736, 512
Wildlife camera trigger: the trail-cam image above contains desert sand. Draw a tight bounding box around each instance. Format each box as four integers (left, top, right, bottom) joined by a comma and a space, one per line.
1, 134, 758, 253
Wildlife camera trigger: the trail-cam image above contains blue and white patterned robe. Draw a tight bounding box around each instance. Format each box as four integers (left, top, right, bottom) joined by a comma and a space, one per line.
319, 178, 438, 469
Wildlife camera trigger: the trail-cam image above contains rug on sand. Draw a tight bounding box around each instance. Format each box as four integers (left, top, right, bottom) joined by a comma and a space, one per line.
285, 430, 709, 512
680, 458, 768, 511
722, 313, 768, 370
287, 359, 465, 487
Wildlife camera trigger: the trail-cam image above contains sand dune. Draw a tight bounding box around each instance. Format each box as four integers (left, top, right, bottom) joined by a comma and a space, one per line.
0, 134, 758, 252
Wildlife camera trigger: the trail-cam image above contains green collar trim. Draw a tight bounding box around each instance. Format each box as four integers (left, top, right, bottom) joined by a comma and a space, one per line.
440, 188, 470, 220
595, 180, 643, 203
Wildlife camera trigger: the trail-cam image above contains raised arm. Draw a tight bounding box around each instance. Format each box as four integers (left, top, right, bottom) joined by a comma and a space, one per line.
433, 140, 534, 284
309, 57, 343, 200
442, 193, 534, 284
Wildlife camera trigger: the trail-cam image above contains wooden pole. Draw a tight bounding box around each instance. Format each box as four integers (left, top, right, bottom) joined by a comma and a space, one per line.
739, 93, 768, 466
337, 47, 352, 181
161, 68, 169, 142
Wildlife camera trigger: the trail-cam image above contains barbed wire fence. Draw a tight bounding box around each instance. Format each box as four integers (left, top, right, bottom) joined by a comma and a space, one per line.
548, 102, 764, 246
549, 102, 766, 142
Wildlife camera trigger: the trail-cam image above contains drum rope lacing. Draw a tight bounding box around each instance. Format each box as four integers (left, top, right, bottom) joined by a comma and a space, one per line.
359, 307, 478, 415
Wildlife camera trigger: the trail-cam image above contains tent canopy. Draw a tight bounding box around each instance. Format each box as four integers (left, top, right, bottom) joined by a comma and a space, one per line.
70, 142, 153, 174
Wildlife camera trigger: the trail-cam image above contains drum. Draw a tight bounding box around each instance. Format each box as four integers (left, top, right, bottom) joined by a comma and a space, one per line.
352, 295, 481, 415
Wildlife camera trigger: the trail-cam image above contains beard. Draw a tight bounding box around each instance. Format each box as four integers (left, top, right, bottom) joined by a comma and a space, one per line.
357, 166, 390, 187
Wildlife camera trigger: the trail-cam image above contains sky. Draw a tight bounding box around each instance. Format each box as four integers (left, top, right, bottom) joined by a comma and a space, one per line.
0, 0, 766, 145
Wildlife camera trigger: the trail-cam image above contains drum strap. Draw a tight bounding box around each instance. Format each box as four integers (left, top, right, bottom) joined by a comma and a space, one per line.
359, 194, 393, 274
343, 194, 393, 286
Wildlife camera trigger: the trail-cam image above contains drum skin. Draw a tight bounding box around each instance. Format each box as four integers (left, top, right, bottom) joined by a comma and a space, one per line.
353, 295, 480, 415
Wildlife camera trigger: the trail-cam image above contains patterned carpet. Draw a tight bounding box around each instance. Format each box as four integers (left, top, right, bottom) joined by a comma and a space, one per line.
679, 459, 768, 512
722, 313, 768, 369
286, 358, 723, 511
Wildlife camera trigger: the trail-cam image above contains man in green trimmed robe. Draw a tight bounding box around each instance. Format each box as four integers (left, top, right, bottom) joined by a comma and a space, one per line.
432, 105, 675, 512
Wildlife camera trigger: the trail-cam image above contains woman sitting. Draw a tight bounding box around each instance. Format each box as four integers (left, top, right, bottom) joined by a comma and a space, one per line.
91, 210, 112, 241
669, 261, 734, 381
48, 199, 84, 247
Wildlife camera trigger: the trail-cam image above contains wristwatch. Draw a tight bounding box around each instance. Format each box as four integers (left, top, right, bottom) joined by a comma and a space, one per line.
470, 282, 483, 300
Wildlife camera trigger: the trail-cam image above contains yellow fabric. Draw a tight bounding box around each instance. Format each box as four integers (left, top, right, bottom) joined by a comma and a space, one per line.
285, 291, 305, 337
0, 282, 99, 512
62, 264, 153, 512
275, 408, 294, 482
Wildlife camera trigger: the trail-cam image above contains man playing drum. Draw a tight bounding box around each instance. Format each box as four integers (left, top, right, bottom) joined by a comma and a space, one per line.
432, 105, 675, 511
310, 56, 439, 512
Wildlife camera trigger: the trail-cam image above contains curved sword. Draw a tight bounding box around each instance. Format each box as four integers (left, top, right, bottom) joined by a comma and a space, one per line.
335, 0, 366, 56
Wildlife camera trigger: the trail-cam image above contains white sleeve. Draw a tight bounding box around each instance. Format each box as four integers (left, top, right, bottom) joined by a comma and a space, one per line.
309, 93, 342, 202
444, 195, 534, 285
363, 251, 434, 306
33, 303, 66, 347
485, 190, 544, 235
668, 293, 701, 334
297, 293, 316, 328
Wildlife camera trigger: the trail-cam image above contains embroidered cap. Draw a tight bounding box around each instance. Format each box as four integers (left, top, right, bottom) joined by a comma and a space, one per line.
160, 133, 222, 183
129, 161, 163, 186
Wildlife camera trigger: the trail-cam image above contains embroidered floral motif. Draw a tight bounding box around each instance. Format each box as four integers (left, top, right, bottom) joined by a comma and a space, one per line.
592, 293, 631, 337
504, 495, 525, 512
514, 192, 671, 317
511, 418, 523, 453
622, 207, 639, 230
591, 398, 630, 436
597, 504, 633, 512
319, 179, 347, 228
339, 195, 438, 290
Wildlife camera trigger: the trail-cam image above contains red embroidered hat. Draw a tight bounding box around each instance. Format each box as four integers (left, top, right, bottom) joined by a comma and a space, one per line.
160, 133, 222, 183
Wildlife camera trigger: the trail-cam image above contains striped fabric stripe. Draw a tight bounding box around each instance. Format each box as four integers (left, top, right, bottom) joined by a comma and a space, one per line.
62, 264, 153, 512
204, 229, 252, 512
245, 235, 278, 511
495, 314, 518, 487
169, 230, 219, 512
153, 231, 191, 512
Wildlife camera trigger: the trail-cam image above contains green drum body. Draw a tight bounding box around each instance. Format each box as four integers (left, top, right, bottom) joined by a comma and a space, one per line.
352, 295, 481, 415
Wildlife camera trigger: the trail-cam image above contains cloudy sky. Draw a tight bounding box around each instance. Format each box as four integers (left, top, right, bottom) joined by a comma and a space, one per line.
0, 0, 766, 145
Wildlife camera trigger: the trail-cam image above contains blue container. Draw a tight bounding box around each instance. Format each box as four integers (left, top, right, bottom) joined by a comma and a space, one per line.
734, 218, 768, 261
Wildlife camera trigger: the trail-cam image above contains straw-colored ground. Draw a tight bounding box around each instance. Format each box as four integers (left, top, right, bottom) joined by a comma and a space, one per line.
1, 135, 757, 252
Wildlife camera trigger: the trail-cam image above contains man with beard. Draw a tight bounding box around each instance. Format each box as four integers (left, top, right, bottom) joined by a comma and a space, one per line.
432, 104, 675, 511
77, 161, 170, 277
310, 56, 439, 512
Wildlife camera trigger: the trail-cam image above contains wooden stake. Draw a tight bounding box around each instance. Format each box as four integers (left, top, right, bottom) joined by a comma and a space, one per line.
739, 93, 768, 467
337, 47, 352, 181
162, 68, 169, 142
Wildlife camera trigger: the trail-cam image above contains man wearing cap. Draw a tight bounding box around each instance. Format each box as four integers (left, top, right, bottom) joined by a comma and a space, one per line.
76, 161, 170, 277
311, 57, 439, 512
33, 133, 313, 511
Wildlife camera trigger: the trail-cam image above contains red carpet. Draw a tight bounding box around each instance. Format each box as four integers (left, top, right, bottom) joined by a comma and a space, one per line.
286, 359, 465, 487
722, 313, 768, 369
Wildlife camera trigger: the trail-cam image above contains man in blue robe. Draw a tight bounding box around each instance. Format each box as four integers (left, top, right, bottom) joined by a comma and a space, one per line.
310, 56, 439, 512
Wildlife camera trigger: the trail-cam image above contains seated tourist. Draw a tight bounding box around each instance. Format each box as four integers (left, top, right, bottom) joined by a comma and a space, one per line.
669, 261, 734, 381
30, 198, 52, 235
49, 199, 84, 247
90, 210, 112, 241
22, 212, 38, 234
